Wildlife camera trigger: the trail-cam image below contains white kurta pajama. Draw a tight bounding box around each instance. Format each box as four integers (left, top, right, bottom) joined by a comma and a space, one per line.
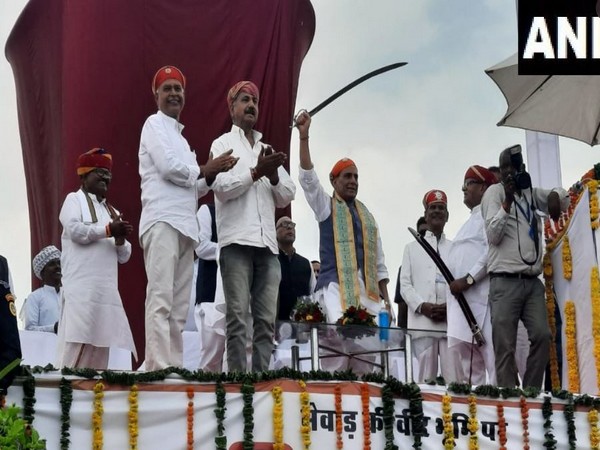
57, 190, 137, 369
446, 205, 496, 385
22, 285, 61, 332
401, 232, 460, 383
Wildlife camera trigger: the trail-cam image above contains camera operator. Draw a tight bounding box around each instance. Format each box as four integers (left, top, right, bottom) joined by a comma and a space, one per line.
481, 144, 569, 389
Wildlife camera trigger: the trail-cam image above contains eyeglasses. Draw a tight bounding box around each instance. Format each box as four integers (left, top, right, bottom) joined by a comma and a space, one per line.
277, 221, 296, 230
462, 179, 482, 189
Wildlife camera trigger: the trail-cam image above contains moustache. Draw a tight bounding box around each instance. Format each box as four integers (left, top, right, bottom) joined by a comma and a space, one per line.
244, 107, 256, 115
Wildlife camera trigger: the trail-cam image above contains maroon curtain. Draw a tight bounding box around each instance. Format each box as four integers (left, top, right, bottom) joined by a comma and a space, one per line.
6, 0, 315, 365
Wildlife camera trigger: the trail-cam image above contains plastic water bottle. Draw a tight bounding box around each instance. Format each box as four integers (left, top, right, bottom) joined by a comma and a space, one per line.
378, 300, 390, 341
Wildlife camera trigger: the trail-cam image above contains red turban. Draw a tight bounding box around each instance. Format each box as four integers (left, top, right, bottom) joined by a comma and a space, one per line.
464, 165, 497, 186
227, 81, 260, 107
329, 158, 356, 179
422, 189, 447, 208
76, 148, 112, 176
152, 66, 186, 93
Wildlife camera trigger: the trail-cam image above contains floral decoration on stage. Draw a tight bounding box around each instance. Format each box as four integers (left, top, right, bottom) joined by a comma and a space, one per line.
336, 305, 377, 339
292, 298, 325, 324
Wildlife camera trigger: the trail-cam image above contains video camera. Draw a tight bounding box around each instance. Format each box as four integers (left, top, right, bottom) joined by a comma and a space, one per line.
507, 144, 532, 190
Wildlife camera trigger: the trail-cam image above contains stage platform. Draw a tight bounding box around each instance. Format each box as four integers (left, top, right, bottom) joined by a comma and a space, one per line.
4, 368, 599, 450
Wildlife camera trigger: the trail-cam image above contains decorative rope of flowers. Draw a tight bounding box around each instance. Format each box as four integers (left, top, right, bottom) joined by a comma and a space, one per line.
589, 180, 599, 229
59, 377, 73, 450
497, 404, 507, 450
127, 384, 139, 450
92, 380, 104, 450
565, 301, 581, 393
380, 384, 397, 450
214, 380, 227, 450
298, 380, 311, 450
589, 407, 600, 448
241, 380, 255, 450
186, 386, 194, 450
334, 384, 343, 449
22, 372, 36, 424
542, 396, 557, 450
361, 383, 372, 450
545, 278, 561, 390
562, 235, 572, 280
591, 267, 600, 392
271, 386, 284, 450
467, 394, 479, 450
520, 396, 530, 450
564, 394, 577, 450
441, 393, 454, 450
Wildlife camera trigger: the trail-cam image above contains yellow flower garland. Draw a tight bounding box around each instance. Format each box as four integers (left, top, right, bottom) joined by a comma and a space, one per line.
565, 301, 581, 393
591, 267, 600, 392
544, 275, 561, 390
272, 386, 284, 450
589, 180, 599, 229
298, 380, 311, 449
92, 380, 104, 450
589, 407, 600, 448
442, 393, 454, 450
467, 395, 479, 450
128, 384, 139, 450
562, 235, 572, 280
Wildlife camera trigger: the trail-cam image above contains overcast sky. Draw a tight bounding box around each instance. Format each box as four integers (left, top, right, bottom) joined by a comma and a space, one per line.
2, 1, 599, 316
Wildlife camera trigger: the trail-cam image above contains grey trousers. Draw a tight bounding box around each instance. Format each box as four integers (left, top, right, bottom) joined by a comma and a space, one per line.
220, 244, 281, 372
489, 276, 550, 388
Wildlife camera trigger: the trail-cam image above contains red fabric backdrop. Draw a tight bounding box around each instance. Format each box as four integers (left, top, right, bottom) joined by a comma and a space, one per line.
6, 0, 315, 365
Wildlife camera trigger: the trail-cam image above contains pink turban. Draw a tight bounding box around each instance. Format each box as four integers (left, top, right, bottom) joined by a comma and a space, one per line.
227, 81, 260, 107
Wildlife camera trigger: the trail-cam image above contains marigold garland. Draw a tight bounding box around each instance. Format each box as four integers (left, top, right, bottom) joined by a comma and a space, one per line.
591, 267, 600, 392
565, 301, 581, 393
271, 386, 284, 450
298, 380, 311, 450
520, 396, 530, 450
589, 180, 599, 229
543, 257, 561, 390
128, 384, 139, 450
361, 383, 371, 450
467, 395, 479, 450
589, 407, 600, 448
186, 386, 194, 450
497, 404, 507, 450
59, 377, 73, 450
92, 380, 104, 450
214, 380, 227, 450
441, 393, 454, 450
334, 385, 343, 449
562, 235, 573, 280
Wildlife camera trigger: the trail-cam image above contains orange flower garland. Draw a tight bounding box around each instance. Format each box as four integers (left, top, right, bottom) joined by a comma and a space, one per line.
497, 404, 507, 450
467, 395, 479, 450
298, 380, 311, 450
334, 385, 343, 449
441, 393, 454, 450
272, 386, 284, 450
545, 278, 561, 390
589, 407, 600, 448
562, 235, 572, 280
520, 396, 530, 450
591, 267, 600, 392
92, 380, 104, 450
361, 383, 371, 450
128, 384, 139, 450
187, 387, 194, 450
565, 301, 581, 392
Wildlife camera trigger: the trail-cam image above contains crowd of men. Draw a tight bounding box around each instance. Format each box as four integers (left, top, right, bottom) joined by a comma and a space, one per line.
2, 65, 571, 392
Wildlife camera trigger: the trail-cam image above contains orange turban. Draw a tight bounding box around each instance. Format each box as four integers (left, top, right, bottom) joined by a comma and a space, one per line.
227, 81, 260, 107
329, 158, 356, 179
422, 189, 447, 208
76, 148, 112, 176
152, 66, 186, 93
464, 165, 497, 186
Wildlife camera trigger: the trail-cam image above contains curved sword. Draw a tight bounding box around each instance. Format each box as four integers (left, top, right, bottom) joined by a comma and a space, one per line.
292, 62, 407, 127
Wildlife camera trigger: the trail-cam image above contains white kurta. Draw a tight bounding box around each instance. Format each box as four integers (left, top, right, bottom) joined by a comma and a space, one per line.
22, 285, 61, 332
57, 190, 137, 362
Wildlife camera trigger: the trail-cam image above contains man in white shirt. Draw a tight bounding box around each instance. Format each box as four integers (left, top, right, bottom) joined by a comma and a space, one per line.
211, 81, 296, 372
139, 66, 237, 371
401, 190, 459, 383
22, 245, 62, 333
57, 148, 137, 369
446, 165, 497, 385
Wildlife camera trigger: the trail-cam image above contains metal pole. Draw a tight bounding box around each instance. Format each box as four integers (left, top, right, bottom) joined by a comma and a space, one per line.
291, 345, 300, 371
405, 332, 413, 383
310, 326, 320, 371
381, 350, 389, 378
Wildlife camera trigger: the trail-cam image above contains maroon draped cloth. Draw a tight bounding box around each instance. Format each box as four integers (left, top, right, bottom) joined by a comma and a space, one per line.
6, 0, 315, 365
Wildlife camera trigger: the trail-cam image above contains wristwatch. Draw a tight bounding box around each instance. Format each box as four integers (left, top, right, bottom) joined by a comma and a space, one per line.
466, 274, 475, 286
